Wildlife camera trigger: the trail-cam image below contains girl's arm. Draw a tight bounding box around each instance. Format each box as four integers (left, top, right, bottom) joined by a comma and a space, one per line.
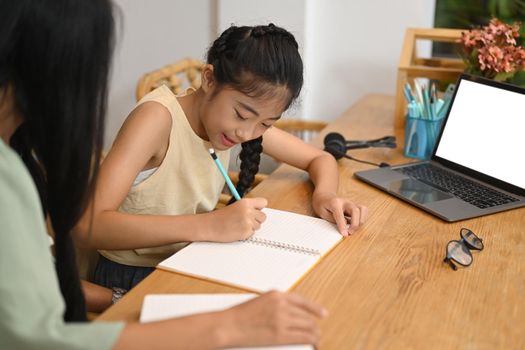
113, 291, 325, 350
81, 280, 113, 313
262, 127, 368, 236
74, 102, 265, 249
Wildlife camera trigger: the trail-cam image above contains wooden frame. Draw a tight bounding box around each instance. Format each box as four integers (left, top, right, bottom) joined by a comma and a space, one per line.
395, 28, 466, 128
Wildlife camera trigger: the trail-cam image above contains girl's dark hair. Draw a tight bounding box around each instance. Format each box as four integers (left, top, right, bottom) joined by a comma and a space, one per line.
0, 0, 115, 321
206, 24, 303, 201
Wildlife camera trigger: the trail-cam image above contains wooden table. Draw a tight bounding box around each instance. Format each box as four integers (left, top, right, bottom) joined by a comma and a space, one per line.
98, 95, 525, 349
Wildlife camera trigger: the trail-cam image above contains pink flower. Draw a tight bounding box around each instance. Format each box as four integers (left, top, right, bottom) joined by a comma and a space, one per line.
460, 18, 525, 80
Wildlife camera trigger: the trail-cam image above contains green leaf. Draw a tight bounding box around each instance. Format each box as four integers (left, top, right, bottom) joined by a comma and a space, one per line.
493, 71, 516, 81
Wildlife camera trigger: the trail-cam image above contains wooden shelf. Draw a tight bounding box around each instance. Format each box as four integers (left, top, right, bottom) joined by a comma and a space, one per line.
395, 28, 466, 128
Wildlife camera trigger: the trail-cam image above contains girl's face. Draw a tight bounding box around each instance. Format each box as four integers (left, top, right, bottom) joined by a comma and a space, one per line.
199, 84, 289, 151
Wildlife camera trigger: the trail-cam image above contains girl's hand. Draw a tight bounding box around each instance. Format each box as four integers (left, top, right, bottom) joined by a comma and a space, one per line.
220, 291, 326, 348
312, 191, 368, 236
206, 197, 268, 242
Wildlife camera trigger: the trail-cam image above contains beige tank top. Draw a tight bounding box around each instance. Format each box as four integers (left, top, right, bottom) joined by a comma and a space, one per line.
100, 85, 230, 267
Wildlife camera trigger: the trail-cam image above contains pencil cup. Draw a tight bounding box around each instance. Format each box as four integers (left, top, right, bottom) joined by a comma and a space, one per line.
404, 114, 444, 160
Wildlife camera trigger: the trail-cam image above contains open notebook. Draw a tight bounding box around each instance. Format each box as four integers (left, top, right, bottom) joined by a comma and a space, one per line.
158, 208, 342, 292
140, 294, 313, 350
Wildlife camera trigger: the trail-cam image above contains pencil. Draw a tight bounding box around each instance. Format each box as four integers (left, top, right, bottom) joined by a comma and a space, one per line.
208, 148, 241, 201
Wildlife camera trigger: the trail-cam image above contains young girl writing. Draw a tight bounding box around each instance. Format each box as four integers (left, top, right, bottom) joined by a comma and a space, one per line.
0, 2, 325, 348
75, 24, 368, 291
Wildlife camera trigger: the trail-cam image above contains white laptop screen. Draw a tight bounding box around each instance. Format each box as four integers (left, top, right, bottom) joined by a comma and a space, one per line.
434, 79, 525, 189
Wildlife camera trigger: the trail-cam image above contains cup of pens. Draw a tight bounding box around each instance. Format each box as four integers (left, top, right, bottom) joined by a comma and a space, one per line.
403, 81, 451, 160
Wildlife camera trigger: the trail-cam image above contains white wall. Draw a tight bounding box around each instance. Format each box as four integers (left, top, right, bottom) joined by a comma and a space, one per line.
304, 0, 435, 121
106, 0, 435, 147
106, 0, 212, 147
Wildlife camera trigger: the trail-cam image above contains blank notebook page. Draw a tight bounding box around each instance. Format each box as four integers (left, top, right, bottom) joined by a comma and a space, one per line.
158, 208, 342, 292
140, 294, 313, 350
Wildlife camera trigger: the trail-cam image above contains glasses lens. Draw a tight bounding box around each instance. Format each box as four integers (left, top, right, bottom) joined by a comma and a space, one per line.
447, 240, 472, 266
460, 228, 483, 250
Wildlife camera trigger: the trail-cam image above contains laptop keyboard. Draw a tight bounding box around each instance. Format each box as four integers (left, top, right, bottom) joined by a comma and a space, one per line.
394, 163, 519, 209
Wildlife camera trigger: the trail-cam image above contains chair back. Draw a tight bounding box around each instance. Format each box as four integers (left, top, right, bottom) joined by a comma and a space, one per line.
136, 58, 204, 101
274, 119, 327, 142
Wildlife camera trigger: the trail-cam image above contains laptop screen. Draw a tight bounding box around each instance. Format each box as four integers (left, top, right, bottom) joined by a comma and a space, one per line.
434, 78, 525, 190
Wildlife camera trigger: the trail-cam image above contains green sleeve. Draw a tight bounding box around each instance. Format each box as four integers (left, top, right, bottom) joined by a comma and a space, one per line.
0, 140, 124, 350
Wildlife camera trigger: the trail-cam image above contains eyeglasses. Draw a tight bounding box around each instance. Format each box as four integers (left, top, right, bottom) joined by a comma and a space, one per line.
444, 228, 484, 270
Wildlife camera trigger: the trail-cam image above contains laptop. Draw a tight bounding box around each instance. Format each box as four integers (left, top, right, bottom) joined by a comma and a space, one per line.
354, 74, 525, 222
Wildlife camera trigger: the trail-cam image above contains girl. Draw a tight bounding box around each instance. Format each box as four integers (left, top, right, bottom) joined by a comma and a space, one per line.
0, 1, 325, 348
75, 23, 368, 291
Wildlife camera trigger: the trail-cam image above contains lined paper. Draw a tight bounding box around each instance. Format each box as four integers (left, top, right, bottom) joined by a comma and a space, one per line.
140, 294, 313, 350
158, 208, 342, 292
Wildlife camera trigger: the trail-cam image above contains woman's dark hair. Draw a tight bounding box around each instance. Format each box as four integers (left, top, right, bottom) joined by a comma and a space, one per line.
0, 0, 115, 321
206, 23, 303, 201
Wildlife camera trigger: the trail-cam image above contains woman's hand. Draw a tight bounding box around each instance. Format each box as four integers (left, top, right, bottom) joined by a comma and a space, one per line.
115, 291, 325, 349
204, 197, 268, 242
220, 291, 326, 348
312, 191, 368, 236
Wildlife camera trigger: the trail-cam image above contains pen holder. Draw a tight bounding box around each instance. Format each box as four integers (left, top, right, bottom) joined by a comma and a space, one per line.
404, 114, 444, 160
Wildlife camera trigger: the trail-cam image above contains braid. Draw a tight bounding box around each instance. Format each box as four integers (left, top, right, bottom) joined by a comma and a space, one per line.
207, 23, 303, 204
250, 23, 299, 49
207, 25, 238, 61
206, 23, 303, 102
228, 136, 263, 204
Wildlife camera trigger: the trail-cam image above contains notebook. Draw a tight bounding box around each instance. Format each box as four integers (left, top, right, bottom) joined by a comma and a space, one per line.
355, 74, 525, 222
140, 294, 313, 350
158, 208, 342, 292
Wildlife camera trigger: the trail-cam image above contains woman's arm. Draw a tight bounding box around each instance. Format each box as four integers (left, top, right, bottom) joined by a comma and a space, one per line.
1, 148, 320, 350
262, 127, 368, 235
113, 291, 325, 350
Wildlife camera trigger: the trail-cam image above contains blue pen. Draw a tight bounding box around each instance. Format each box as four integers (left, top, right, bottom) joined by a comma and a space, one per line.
404, 83, 415, 102
403, 85, 413, 103
209, 148, 241, 201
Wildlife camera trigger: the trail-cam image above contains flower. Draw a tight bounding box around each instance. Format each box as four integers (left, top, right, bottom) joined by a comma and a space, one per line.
459, 18, 525, 81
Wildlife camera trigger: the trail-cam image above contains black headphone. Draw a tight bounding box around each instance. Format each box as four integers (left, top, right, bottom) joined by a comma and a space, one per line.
323, 132, 396, 167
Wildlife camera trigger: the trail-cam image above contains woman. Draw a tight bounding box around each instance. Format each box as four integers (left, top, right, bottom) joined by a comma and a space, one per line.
0, 1, 325, 349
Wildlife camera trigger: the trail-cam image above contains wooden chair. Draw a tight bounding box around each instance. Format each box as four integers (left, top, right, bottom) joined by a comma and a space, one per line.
136, 58, 327, 205
136, 58, 203, 101
274, 119, 326, 142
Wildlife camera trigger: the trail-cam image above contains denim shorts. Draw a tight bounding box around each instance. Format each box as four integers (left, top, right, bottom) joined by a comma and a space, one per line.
93, 254, 155, 290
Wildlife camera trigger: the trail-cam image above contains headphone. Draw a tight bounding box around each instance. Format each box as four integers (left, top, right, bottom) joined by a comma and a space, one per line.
323, 132, 396, 167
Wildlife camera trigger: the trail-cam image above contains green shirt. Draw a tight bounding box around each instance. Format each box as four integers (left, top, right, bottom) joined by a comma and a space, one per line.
0, 139, 124, 349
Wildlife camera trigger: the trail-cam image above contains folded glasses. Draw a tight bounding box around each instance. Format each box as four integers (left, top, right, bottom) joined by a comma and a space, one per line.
444, 228, 484, 270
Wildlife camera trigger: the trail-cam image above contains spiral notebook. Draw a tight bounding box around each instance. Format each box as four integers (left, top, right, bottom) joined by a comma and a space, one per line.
158, 208, 342, 292
140, 293, 313, 350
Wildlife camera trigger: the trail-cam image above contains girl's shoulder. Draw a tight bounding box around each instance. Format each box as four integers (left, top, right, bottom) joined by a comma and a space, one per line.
126, 101, 173, 138
129, 85, 184, 132
111, 101, 173, 166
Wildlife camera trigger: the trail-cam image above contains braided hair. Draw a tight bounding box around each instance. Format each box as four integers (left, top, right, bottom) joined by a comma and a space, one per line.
206, 23, 303, 201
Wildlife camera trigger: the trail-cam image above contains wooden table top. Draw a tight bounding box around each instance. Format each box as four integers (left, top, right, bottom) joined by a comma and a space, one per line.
98, 94, 525, 350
